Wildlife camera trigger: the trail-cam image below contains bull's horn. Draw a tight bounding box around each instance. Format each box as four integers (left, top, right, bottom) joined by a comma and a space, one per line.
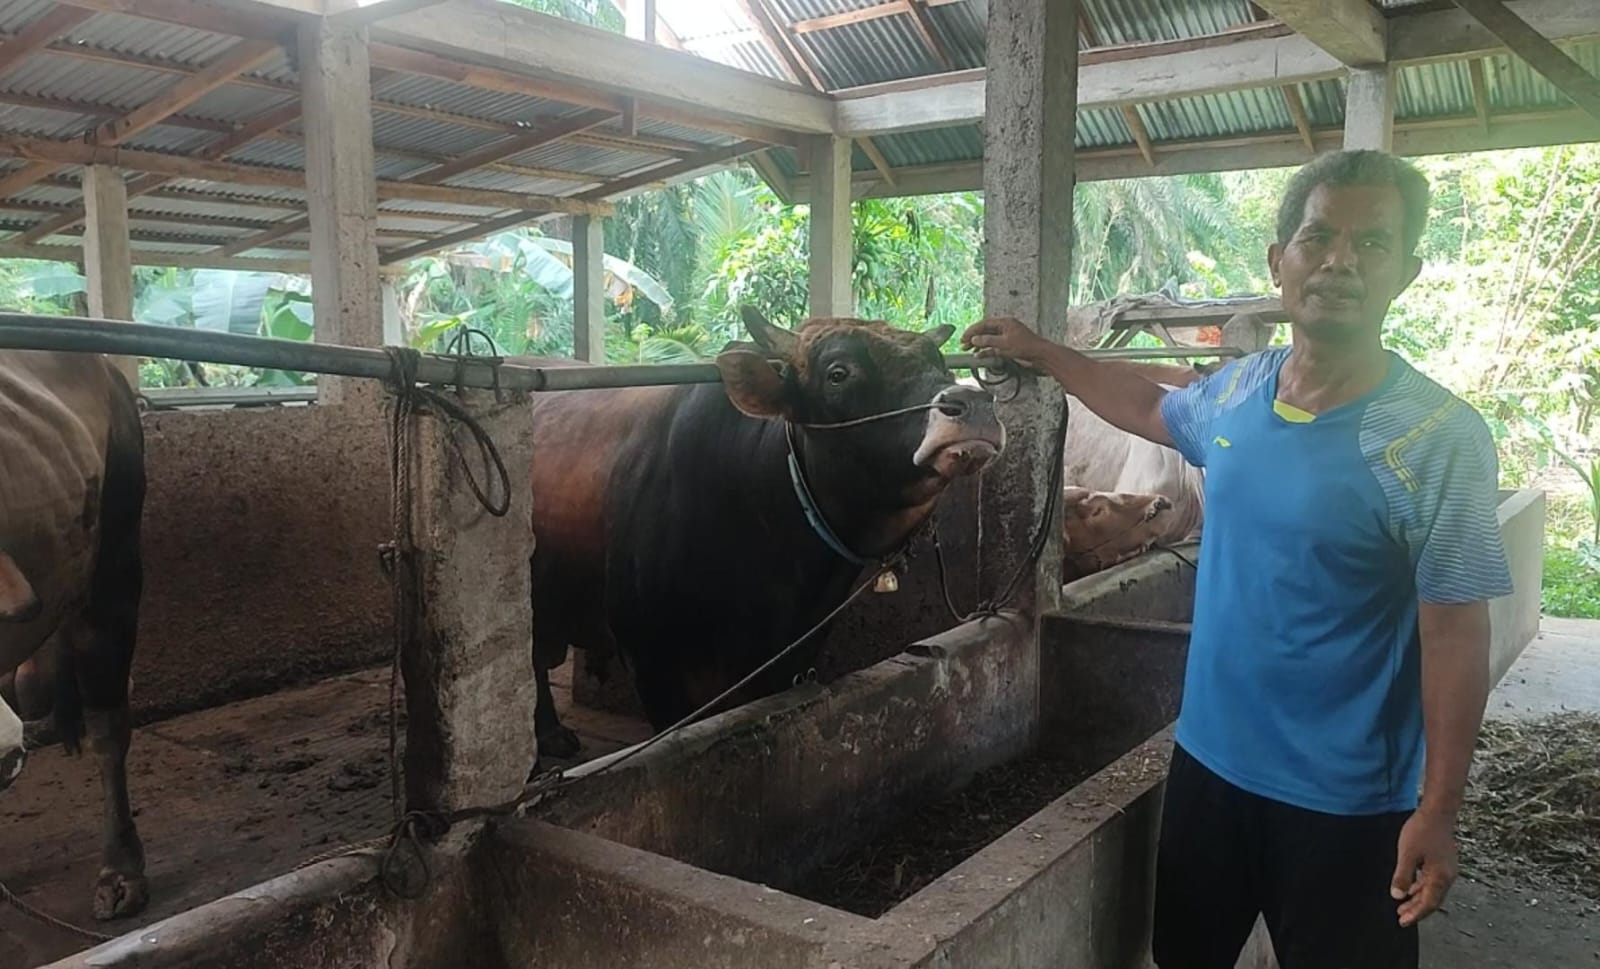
739, 306, 800, 356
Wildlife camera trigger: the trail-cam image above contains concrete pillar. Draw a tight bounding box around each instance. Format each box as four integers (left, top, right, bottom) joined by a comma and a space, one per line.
624, 0, 655, 42
80, 165, 138, 386
1343, 66, 1395, 152
572, 214, 606, 364
807, 134, 853, 319
299, 19, 383, 405
980, 0, 1078, 616
403, 390, 539, 812
381, 279, 404, 346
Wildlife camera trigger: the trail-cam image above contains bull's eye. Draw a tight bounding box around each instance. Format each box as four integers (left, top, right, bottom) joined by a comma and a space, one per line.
826, 364, 850, 385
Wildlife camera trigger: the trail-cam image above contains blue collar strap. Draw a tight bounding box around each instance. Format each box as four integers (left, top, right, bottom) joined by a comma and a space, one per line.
785, 422, 871, 567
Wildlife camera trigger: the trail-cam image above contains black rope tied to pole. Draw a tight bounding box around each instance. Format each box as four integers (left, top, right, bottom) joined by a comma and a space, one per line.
368, 342, 514, 898
931, 356, 1070, 623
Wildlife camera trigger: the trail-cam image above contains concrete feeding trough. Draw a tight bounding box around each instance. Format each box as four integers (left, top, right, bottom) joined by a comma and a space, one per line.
41, 489, 1546, 969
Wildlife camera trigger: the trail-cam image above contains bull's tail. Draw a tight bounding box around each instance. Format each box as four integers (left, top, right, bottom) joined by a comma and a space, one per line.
53, 645, 85, 756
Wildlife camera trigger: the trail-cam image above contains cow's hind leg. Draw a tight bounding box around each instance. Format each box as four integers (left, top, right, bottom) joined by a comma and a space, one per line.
71, 382, 148, 921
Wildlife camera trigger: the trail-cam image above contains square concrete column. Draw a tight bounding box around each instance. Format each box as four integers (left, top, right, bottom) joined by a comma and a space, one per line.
299, 19, 383, 405
401, 390, 539, 812
1343, 66, 1395, 151
981, 0, 1078, 616
807, 134, 853, 319
381, 279, 404, 346
572, 214, 606, 364
81, 165, 139, 386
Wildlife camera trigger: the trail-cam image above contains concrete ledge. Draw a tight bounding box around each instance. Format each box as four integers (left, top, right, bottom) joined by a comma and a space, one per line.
1491, 488, 1546, 687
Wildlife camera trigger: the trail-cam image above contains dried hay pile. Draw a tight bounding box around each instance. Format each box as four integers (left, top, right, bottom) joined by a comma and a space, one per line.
1459, 713, 1600, 901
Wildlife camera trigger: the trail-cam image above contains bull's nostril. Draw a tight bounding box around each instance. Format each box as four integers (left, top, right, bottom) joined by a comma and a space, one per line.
937, 400, 969, 418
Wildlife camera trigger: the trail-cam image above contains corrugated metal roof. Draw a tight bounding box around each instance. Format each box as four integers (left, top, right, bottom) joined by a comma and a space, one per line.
1081, 0, 1254, 45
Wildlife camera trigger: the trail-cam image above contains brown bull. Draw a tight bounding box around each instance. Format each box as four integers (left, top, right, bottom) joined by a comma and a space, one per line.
0, 350, 148, 921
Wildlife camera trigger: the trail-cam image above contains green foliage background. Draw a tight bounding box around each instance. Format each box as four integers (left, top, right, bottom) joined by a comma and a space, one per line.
3, 147, 1595, 616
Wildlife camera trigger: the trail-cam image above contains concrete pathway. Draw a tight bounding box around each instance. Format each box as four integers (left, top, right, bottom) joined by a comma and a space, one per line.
1422, 617, 1600, 968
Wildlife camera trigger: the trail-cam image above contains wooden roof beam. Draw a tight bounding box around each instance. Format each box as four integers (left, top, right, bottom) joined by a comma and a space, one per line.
731, 0, 822, 89
0, 6, 96, 76
906, 0, 955, 72
1283, 84, 1317, 153
0, 135, 616, 215
1450, 0, 1600, 124
1251, 0, 1386, 67
0, 241, 310, 273
378, 208, 547, 265
834, 0, 1600, 136
578, 140, 765, 201
804, 108, 1600, 198
409, 108, 618, 184
0, 37, 281, 200
856, 137, 897, 186
1469, 57, 1493, 132
789, 0, 964, 35
364, 0, 833, 134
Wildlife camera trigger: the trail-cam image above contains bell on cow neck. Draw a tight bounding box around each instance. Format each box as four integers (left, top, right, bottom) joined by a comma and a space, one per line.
874, 569, 900, 594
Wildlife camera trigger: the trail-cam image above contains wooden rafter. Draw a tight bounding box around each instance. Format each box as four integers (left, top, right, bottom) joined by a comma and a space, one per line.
0, 6, 96, 76
0, 135, 617, 216
222, 106, 617, 256
1120, 106, 1157, 167
409, 108, 619, 185
1282, 85, 1317, 153
378, 209, 549, 265
789, 0, 965, 35
857, 137, 898, 186
0, 37, 281, 200
1450, 0, 1600, 124
1251, 0, 1386, 66
1469, 57, 1493, 132
578, 140, 765, 201
734, 0, 825, 90
14, 98, 305, 245
365, 43, 797, 147
906, 0, 955, 72
1081, 6, 1157, 169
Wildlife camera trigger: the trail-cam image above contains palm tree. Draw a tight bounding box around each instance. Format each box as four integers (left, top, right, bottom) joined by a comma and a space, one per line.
1071, 174, 1236, 302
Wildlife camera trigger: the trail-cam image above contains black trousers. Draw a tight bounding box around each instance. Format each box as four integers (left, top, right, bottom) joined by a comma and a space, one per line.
1153, 744, 1419, 969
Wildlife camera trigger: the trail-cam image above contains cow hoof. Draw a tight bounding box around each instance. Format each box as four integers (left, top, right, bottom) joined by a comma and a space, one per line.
93, 869, 148, 921
538, 726, 582, 760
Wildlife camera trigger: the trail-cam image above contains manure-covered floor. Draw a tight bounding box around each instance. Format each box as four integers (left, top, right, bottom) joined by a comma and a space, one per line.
0, 663, 648, 968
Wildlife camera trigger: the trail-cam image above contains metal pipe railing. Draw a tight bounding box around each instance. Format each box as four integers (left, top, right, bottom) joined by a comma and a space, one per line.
0, 313, 1241, 393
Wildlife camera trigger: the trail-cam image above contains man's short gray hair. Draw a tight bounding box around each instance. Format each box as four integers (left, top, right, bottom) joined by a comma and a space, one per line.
1276, 150, 1431, 254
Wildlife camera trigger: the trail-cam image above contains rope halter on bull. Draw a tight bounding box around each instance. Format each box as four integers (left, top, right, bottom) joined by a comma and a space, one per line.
782, 352, 1069, 623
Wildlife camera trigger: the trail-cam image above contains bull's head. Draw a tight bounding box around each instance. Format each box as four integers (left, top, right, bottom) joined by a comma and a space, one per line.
715, 308, 1005, 551
1061, 486, 1174, 579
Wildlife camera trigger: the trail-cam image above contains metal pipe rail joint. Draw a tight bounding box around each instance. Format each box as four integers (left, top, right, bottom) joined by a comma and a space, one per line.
0, 313, 1242, 395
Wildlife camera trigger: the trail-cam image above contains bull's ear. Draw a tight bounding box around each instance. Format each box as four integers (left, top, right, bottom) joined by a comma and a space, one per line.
924, 323, 956, 349
0, 551, 41, 623
739, 306, 800, 357
715, 349, 789, 418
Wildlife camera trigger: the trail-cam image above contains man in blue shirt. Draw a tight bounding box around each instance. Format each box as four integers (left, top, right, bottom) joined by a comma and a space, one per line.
962, 150, 1512, 969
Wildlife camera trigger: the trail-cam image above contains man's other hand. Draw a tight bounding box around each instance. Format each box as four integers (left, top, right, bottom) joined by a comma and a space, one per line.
1390, 809, 1458, 927
961, 318, 1057, 371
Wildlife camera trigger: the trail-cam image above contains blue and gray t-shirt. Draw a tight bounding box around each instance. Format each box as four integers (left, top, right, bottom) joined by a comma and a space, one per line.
1158, 346, 1513, 816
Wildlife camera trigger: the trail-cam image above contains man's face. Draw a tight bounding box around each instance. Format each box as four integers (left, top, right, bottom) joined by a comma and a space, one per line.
1268, 183, 1422, 342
